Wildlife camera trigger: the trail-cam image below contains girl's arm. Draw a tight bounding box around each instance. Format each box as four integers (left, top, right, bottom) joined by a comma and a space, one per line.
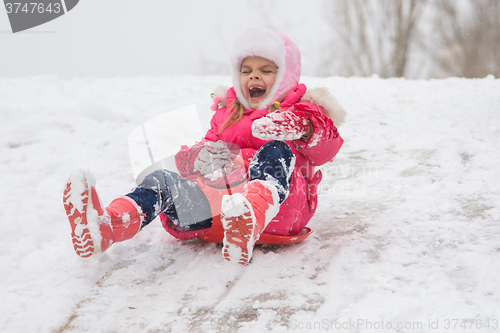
292, 102, 344, 166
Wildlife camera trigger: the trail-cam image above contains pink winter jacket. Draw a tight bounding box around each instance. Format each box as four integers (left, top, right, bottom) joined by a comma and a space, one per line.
176, 83, 343, 236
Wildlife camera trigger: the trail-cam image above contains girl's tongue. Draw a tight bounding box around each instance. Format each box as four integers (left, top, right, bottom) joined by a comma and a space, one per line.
249, 86, 266, 99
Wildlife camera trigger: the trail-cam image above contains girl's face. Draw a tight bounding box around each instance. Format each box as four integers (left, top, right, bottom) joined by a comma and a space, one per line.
240, 56, 277, 110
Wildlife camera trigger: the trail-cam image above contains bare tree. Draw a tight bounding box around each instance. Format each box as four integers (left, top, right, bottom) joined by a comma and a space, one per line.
321, 0, 427, 78
432, 0, 500, 78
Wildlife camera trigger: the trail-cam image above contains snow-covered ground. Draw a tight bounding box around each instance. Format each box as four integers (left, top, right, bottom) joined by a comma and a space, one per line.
1, 75, 499, 333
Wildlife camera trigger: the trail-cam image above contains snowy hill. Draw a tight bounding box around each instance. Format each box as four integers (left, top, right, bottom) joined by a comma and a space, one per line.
1, 76, 499, 333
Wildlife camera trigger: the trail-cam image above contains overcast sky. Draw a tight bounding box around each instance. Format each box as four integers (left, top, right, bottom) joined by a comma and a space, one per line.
0, 0, 328, 78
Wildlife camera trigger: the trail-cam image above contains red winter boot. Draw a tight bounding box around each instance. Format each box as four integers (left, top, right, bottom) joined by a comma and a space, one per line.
221, 180, 280, 265
105, 197, 143, 244
63, 170, 143, 258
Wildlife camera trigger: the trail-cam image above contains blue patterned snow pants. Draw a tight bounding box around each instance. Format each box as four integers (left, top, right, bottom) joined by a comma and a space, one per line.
126, 140, 295, 230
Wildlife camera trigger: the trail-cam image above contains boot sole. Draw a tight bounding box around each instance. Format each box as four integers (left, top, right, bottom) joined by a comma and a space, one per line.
221, 196, 256, 266
63, 173, 99, 258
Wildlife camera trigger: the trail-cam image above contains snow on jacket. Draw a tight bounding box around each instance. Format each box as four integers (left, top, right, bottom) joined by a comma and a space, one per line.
175, 83, 345, 236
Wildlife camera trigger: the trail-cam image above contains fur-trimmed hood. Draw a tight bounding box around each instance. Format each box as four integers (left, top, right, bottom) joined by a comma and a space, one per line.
299, 87, 346, 127
230, 28, 301, 110
211, 85, 346, 127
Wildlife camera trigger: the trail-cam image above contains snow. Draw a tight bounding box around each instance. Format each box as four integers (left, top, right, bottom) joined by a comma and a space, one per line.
1, 75, 500, 332
222, 193, 251, 219
194, 142, 233, 182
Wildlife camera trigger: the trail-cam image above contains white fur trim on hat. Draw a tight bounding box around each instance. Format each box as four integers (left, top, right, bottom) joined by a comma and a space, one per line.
231, 28, 287, 110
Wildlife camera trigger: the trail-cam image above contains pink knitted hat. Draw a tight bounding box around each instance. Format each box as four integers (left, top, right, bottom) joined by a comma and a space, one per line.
230, 28, 301, 110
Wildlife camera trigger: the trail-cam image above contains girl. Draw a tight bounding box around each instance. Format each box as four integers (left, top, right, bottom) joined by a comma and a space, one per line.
63, 28, 346, 266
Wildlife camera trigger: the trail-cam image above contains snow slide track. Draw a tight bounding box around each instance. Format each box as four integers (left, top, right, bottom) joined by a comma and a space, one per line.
54, 259, 141, 333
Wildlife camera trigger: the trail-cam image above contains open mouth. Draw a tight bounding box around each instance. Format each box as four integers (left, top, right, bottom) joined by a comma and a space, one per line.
249, 86, 266, 99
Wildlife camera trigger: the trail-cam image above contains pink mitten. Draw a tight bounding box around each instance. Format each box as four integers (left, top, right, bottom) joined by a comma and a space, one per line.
252, 110, 310, 141
193, 141, 233, 181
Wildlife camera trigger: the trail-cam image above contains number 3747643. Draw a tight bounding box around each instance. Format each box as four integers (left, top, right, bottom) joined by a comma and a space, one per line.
5, 2, 62, 14
443, 319, 498, 330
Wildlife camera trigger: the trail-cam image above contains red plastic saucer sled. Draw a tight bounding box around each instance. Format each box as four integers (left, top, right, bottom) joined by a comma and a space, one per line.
160, 156, 313, 245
